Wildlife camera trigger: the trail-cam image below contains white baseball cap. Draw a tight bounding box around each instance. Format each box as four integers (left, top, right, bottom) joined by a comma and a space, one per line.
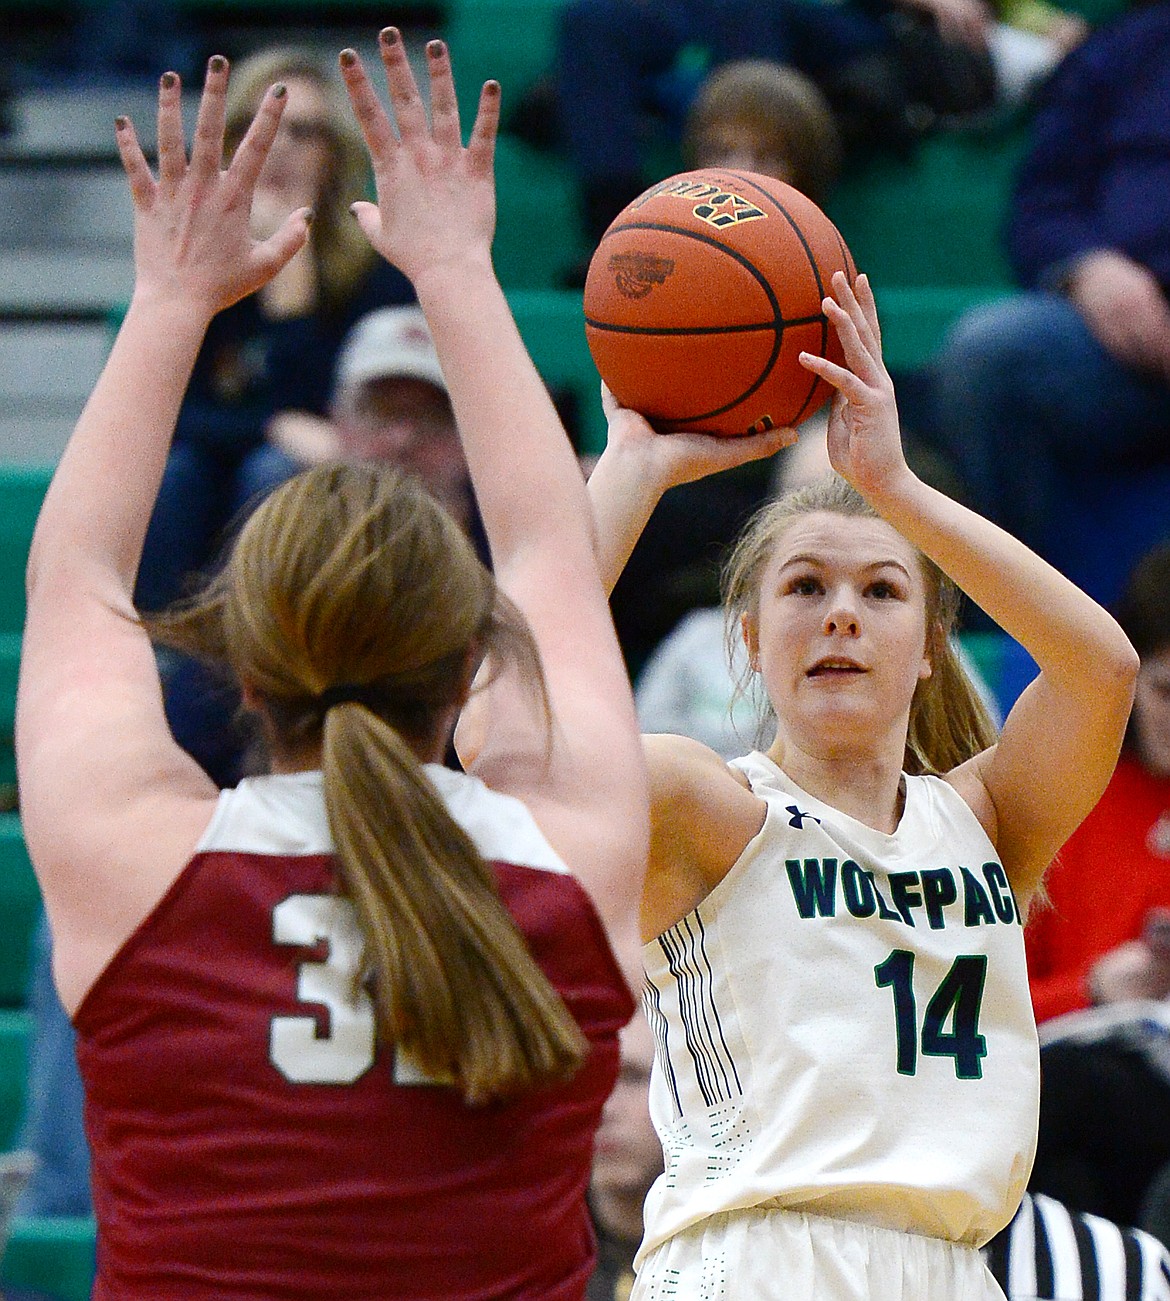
333, 305, 447, 401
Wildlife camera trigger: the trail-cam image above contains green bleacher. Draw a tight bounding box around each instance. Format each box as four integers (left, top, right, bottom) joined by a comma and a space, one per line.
1, 1217, 97, 1301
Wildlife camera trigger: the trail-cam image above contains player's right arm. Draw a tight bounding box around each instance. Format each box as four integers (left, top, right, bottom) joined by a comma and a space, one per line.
641, 734, 765, 939
340, 34, 650, 987
587, 386, 789, 596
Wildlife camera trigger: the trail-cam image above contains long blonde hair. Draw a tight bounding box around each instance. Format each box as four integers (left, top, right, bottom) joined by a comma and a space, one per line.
150, 464, 587, 1103
722, 474, 997, 774
223, 46, 378, 314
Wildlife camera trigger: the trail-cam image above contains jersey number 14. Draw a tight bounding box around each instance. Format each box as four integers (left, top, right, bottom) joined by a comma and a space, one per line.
874, 949, 988, 1079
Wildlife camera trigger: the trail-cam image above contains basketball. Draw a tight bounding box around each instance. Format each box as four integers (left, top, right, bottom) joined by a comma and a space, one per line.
583, 169, 857, 437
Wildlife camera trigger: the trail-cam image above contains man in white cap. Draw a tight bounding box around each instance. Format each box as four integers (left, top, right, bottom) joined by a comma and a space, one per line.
271, 304, 473, 537
329, 304, 473, 536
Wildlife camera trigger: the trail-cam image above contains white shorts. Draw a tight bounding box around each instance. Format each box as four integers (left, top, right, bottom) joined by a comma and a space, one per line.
631, 1206, 1008, 1301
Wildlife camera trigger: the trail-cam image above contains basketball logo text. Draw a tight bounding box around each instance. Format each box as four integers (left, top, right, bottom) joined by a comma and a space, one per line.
650, 179, 767, 229
609, 251, 676, 299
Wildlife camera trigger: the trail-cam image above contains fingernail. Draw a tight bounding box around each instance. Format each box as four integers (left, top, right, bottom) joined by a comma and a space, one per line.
484, 80, 501, 96
160, 71, 178, 89
272, 83, 287, 98
208, 54, 227, 74
427, 39, 445, 58
380, 26, 399, 45
114, 115, 128, 130
340, 48, 357, 67
303, 207, 315, 225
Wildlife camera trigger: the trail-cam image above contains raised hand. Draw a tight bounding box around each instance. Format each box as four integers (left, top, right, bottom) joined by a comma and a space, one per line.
115, 56, 311, 318
798, 272, 908, 499
339, 31, 499, 288
600, 382, 791, 493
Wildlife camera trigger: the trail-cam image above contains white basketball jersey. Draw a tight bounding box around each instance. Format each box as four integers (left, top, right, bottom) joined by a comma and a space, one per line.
638, 751, 1040, 1263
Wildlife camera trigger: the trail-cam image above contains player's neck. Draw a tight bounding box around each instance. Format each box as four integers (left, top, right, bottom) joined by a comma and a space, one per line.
768, 737, 906, 834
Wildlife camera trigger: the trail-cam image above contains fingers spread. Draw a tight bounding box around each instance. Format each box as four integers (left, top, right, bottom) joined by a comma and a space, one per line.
189, 55, 229, 181
155, 71, 188, 190
224, 83, 286, 207
378, 28, 430, 142
426, 40, 463, 149
114, 115, 156, 210
467, 80, 501, 174
340, 47, 399, 157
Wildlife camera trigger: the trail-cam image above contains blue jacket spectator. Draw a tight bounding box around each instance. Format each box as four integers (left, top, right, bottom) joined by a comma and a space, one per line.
928, 0, 1170, 607
1008, 1, 1170, 292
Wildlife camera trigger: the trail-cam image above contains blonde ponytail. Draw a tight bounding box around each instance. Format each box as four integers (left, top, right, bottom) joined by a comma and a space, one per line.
149, 463, 588, 1103
322, 702, 587, 1104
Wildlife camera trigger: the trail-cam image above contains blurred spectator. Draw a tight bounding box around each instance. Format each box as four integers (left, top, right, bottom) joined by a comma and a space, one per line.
134, 45, 413, 617
548, 0, 1012, 263
323, 306, 478, 543
1027, 541, 1170, 1023
682, 58, 842, 202
163, 305, 476, 789
586, 1011, 660, 1301
5, 0, 195, 86
927, 1, 1170, 606
1011, 541, 1170, 1234
11, 914, 89, 1218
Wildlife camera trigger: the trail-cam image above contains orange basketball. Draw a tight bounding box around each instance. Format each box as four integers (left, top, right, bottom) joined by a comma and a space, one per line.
583, 169, 856, 437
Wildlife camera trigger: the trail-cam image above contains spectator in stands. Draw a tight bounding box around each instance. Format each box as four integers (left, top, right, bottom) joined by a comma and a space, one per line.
682, 58, 842, 204
164, 302, 480, 787
12, 912, 91, 1218
318, 305, 477, 544
134, 44, 413, 617
928, 1, 1170, 606
586, 1011, 660, 1301
551, 0, 1007, 261
1004, 540, 1170, 1234
1026, 540, 1170, 1024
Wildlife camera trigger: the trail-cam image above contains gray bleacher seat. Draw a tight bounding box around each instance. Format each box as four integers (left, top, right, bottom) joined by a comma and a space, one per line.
0, 320, 109, 461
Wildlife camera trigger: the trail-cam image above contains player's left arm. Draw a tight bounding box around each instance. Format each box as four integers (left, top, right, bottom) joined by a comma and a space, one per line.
802, 272, 1139, 909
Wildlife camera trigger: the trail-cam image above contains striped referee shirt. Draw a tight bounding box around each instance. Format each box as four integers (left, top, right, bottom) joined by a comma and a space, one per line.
985, 1193, 1170, 1301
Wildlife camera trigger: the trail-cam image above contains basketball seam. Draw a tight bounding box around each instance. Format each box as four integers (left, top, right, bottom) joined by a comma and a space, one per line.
581, 316, 825, 336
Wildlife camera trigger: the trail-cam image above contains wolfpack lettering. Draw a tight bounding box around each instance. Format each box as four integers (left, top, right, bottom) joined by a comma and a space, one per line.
784, 859, 1019, 928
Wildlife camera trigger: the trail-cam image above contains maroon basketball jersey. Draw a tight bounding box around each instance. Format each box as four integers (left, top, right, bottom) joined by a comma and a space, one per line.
74, 768, 634, 1299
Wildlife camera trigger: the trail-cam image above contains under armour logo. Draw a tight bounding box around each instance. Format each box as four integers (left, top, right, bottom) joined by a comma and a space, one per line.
787, 804, 821, 829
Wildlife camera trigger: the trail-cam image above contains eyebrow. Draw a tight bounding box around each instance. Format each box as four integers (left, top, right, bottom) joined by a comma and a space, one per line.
777, 553, 914, 578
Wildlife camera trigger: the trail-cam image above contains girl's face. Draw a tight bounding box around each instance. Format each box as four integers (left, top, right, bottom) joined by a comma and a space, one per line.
1133, 646, 1170, 778
743, 511, 932, 759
